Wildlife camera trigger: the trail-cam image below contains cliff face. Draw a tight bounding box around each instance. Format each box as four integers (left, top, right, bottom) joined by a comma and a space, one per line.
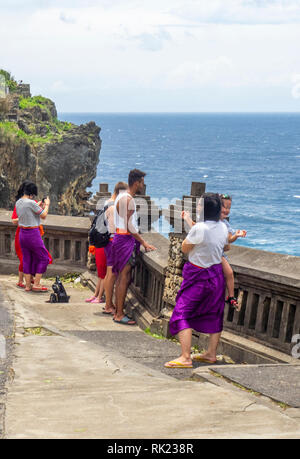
0, 80, 101, 215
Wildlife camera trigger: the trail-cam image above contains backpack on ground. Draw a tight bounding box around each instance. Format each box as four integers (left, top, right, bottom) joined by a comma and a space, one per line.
89, 203, 112, 248
47, 276, 70, 303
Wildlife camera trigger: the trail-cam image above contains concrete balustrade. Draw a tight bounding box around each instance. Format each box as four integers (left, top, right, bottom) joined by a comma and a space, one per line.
1, 179, 299, 359
0, 209, 90, 276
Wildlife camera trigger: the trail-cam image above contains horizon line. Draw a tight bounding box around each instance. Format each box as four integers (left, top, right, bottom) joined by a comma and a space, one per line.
58, 110, 300, 115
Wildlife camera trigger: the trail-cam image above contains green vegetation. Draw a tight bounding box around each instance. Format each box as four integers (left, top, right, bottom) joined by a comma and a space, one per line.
0, 69, 18, 92
24, 327, 55, 336
19, 95, 52, 110
46, 272, 82, 283
19, 95, 74, 131
0, 120, 62, 145
55, 119, 73, 131
144, 327, 166, 340
0, 71, 75, 146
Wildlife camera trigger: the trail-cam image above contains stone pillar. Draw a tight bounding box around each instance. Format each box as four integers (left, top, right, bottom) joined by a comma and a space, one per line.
99, 183, 109, 193
162, 233, 186, 307
163, 181, 206, 232
190, 182, 206, 197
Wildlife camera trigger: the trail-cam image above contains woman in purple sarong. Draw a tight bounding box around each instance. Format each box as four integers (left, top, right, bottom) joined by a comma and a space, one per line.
165, 193, 229, 369
15, 182, 51, 292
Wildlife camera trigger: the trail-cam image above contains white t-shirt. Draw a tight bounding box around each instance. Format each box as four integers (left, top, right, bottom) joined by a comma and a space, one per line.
186, 220, 228, 268
16, 198, 44, 227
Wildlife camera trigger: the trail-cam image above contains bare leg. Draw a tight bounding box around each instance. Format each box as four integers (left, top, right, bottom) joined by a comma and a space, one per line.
33, 273, 43, 288
104, 267, 116, 312
24, 273, 32, 291
94, 277, 101, 297
18, 271, 24, 284
165, 328, 193, 366
178, 328, 193, 364
96, 278, 105, 300
222, 257, 234, 298
115, 264, 132, 321
196, 332, 222, 362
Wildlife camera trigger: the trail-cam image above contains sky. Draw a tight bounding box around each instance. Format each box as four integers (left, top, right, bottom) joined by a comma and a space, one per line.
1, 0, 300, 112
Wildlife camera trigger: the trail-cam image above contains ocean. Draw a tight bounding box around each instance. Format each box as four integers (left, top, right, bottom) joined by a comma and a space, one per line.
59, 113, 300, 257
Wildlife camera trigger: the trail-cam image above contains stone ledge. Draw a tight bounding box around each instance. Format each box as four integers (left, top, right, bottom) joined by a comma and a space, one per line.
0, 209, 90, 234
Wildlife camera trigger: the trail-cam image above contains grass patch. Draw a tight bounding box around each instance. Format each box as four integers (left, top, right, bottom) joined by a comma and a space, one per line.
0, 120, 65, 145
144, 327, 166, 340
19, 95, 52, 111
24, 327, 55, 337
46, 272, 82, 283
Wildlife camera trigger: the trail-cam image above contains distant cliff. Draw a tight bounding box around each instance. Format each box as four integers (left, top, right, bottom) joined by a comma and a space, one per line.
0, 70, 101, 215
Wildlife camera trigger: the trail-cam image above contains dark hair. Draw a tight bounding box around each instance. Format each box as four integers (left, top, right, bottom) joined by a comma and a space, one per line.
23, 181, 38, 197
203, 193, 221, 222
15, 180, 31, 201
128, 169, 146, 187
113, 181, 128, 196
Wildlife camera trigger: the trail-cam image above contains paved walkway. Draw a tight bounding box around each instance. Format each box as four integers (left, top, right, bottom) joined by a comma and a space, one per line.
0, 274, 300, 439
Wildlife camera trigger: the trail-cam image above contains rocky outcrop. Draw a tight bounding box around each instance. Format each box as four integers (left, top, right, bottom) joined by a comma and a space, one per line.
0, 80, 101, 215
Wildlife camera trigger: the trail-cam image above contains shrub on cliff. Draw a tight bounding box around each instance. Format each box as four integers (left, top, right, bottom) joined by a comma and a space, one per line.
0, 69, 18, 92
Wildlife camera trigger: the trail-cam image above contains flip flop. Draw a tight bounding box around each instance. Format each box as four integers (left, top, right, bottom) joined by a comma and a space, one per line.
164, 360, 193, 369
85, 296, 96, 303
16, 282, 25, 288
32, 286, 48, 292
192, 354, 217, 364
102, 307, 116, 315
113, 315, 136, 325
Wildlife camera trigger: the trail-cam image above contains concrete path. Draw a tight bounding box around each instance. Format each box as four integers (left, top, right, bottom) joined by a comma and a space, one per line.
1, 274, 300, 439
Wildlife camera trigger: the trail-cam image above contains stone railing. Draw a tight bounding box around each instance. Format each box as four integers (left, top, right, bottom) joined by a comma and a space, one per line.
128, 232, 170, 325
0, 209, 90, 275
1, 205, 299, 357
162, 233, 300, 356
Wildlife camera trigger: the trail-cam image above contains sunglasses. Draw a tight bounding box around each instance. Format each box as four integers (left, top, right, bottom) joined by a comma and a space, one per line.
220, 194, 232, 200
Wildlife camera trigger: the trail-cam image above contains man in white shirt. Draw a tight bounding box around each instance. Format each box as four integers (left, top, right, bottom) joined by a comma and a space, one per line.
165, 193, 229, 368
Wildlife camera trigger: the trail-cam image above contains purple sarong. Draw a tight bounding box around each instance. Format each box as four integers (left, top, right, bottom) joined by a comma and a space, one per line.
112, 234, 140, 276
19, 227, 50, 275
104, 239, 114, 267
169, 262, 226, 336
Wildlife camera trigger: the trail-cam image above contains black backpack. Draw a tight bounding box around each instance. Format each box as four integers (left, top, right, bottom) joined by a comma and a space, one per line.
89, 203, 112, 248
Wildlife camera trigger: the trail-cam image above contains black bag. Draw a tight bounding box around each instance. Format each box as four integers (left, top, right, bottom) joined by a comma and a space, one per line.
49, 276, 70, 303
89, 203, 112, 248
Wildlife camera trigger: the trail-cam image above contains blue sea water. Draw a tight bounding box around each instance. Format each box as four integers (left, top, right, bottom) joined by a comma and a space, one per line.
59, 113, 300, 257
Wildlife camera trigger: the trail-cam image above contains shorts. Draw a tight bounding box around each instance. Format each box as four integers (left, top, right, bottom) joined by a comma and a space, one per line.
95, 247, 107, 279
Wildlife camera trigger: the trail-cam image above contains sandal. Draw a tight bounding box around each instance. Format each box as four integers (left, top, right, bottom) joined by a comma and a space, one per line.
85, 296, 97, 303
113, 315, 136, 325
32, 286, 48, 292
16, 282, 25, 288
164, 360, 193, 368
